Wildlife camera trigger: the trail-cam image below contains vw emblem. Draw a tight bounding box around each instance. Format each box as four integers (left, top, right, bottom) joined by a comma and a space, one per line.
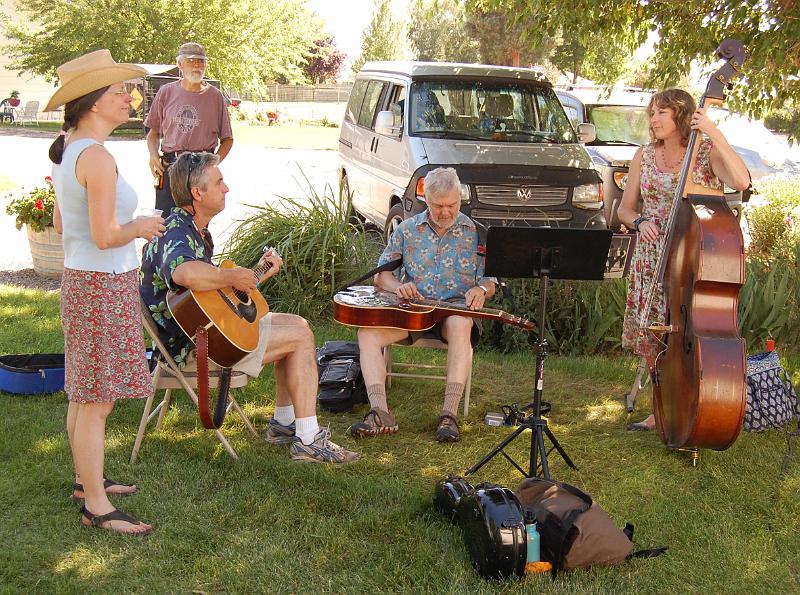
517, 187, 533, 202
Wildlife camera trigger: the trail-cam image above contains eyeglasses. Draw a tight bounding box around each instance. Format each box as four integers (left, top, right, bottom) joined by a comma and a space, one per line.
186, 152, 202, 200
182, 58, 207, 66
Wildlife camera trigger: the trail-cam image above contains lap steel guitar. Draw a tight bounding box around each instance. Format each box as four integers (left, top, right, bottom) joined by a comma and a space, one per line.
333, 286, 535, 331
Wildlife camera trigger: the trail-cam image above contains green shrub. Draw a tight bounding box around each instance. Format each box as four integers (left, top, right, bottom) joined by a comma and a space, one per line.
224, 179, 382, 320
739, 255, 800, 351
480, 277, 627, 355
763, 107, 800, 134
746, 174, 800, 262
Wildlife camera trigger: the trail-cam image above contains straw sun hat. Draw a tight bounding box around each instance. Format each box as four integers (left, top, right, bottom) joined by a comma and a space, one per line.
44, 49, 147, 112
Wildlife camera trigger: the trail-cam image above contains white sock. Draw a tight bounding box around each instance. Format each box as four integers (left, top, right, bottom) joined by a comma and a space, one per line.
295, 416, 320, 445
273, 404, 295, 426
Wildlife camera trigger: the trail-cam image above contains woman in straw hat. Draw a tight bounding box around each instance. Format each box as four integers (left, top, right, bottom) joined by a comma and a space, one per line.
48, 49, 165, 535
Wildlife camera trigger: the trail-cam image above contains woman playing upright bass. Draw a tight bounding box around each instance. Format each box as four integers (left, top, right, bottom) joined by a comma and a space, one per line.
618, 88, 751, 431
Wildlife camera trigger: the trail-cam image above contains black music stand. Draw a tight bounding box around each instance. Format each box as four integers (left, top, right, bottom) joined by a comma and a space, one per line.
466, 227, 613, 479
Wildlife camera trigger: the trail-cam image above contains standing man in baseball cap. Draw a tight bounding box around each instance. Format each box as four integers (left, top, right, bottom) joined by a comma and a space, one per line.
145, 41, 233, 214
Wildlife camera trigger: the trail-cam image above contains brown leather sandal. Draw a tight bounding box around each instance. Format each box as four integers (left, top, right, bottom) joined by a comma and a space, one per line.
80, 505, 152, 536
349, 408, 399, 437
435, 414, 460, 443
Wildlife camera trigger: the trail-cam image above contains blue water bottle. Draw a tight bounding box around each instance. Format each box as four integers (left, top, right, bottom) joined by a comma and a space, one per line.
525, 511, 540, 568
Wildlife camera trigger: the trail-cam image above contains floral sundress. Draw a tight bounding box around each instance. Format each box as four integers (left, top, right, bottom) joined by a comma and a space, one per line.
621, 139, 722, 362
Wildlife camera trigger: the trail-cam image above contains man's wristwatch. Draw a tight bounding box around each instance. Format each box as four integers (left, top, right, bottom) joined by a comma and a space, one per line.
633, 216, 651, 232
477, 284, 489, 295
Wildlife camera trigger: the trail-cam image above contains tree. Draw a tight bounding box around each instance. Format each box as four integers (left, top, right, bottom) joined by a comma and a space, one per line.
303, 36, 347, 84
464, 5, 555, 67
550, 33, 637, 85
407, 0, 480, 63
0, 0, 320, 92
351, 0, 404, 73
472, 0, 800, 137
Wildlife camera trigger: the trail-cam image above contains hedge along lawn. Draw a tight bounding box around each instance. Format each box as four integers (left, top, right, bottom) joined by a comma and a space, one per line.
0, 121, 340, 150
1, 283, 798, 593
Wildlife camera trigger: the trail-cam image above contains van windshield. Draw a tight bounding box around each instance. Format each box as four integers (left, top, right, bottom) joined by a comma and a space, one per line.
586, 105, 650, 146
409, 80, 576, 143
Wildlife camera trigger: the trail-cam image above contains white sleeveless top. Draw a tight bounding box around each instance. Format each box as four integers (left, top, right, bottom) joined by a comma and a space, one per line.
53, 138, 139, 273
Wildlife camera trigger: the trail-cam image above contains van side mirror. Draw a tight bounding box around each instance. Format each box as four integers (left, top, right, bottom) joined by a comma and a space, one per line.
375, 110, 401, 136
576, 123, 596, 143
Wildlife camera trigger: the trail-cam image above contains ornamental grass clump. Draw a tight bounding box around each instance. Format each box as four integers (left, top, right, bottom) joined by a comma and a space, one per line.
5, 176, 56, 232
224, 175, 382, 320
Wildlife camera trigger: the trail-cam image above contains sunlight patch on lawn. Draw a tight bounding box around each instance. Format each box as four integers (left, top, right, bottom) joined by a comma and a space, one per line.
31, 435, 62, 455
55, 545, 123, 579
584, 399, 625, 422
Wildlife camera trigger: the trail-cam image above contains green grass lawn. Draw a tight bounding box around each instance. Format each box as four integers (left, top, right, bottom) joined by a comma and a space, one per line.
1, 284, 798, 593
230, 121, 340, 150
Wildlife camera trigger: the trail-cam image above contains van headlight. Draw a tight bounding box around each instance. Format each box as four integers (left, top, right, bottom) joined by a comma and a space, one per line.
573, 183, 603, 210
460, 183, 470, 202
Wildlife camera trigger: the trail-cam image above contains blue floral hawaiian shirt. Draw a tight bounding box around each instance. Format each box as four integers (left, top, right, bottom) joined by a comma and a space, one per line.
139, 207, 214, 364
378, 210, 493, 303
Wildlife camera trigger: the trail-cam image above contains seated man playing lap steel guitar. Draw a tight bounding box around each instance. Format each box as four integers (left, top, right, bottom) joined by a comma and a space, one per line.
139, 152, 359, 465
352, 167, 496, 442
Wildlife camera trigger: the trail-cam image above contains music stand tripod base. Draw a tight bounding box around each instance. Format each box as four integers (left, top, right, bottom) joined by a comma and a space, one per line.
465, 227, 612, 479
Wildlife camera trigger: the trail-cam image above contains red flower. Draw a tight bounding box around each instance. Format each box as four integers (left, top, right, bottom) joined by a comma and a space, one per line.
44, 176, 53, 185
35, 199, 44, 210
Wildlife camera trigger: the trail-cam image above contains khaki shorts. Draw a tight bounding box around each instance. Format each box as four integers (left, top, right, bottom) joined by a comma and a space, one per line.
183, 313, 273, 378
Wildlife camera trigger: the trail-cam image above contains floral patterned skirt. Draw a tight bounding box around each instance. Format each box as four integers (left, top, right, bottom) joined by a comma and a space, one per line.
61, 268, 152, 403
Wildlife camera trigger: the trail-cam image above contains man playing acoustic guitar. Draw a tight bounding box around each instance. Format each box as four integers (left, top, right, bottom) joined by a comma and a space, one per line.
140, 152, 359, 465
352, 167, 496, 442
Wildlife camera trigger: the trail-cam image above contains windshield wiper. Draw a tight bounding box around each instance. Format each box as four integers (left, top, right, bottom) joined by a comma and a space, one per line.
503, 130, 557, 142
593, 139, 639, 146
414, 131, 486, 141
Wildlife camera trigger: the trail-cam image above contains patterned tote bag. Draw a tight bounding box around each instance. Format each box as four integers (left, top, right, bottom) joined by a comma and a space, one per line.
744, 350, 799, 432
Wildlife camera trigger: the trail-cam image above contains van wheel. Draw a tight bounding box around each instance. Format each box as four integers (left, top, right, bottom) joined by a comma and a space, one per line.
385, 204, 404, 242
341, 175, 363, 226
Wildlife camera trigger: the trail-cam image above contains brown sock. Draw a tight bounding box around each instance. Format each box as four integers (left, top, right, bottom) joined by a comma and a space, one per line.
367, 383, 389, 412
442, 382, 464, 417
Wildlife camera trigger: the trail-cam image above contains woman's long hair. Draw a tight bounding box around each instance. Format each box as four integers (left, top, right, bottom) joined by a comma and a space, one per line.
48, 86, 109, 164
647, 88, 696, 147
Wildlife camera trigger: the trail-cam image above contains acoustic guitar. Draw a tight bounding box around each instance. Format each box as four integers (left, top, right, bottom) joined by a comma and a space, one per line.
167, 253, 274, 368
333, 286, 535, 331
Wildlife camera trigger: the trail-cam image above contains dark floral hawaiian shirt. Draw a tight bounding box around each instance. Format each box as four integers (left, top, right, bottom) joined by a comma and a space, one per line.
139, 207, 214, 364
378, 210, 493, 303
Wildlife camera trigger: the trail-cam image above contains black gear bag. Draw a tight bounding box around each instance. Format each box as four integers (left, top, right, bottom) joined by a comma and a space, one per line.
316, 341, 368, 413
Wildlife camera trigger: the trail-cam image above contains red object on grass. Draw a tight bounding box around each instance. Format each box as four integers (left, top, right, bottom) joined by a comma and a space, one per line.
766, 339, 775, 352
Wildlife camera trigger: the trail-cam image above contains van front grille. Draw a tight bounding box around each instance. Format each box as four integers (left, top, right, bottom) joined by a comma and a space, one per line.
475, 185, 569, 207
471, 209, 573, 222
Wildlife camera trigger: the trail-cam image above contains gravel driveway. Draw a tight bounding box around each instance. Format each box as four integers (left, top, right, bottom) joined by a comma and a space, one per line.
0, 128, 339, 289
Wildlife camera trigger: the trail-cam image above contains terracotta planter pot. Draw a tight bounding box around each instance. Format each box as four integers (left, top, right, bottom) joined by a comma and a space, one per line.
26, 226, 64, 279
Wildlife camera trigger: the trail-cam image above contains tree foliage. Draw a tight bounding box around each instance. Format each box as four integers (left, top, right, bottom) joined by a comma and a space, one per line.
302, 36, 347, 84
352, 0, 404, 73
407, 0, 480, 63
464, 6, 555, 67
1, 0, 320, 92
471, 0, 800, 136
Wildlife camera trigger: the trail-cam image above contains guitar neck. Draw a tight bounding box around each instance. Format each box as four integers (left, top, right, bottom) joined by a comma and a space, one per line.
413, 296, 531, 329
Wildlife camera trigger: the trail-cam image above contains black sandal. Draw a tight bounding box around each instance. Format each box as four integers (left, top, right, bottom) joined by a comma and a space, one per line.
80, 505, 152, 536
71, 477, 138, 503
435, 414, 460, 443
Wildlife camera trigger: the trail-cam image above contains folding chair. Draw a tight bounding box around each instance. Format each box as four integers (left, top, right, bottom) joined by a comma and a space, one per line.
13, 101, 39, 127
383, 337, 472, 416
131, 303, 259, 463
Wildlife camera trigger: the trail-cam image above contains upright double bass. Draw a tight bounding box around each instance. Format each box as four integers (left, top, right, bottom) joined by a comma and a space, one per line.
642, 40, 748, 457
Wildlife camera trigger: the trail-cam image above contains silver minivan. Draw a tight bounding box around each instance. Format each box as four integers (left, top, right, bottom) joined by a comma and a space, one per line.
338, 62, 606, 239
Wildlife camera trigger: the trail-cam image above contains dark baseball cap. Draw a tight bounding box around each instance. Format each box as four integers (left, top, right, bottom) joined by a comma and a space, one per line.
177, 42, 207, 61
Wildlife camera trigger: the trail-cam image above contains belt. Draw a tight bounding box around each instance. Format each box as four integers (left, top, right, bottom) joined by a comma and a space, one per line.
161, 149, 214, 164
